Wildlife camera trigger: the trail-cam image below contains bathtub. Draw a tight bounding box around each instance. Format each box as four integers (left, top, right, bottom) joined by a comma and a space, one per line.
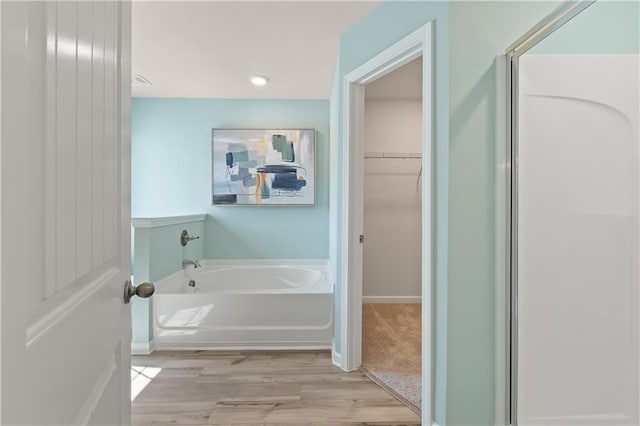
152, 259, 334, 349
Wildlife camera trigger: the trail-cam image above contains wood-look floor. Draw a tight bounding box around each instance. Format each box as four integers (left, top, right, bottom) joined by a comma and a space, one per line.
132, 350, 421, 426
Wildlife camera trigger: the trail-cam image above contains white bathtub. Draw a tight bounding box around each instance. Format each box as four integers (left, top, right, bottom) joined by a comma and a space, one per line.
152, 259, 334, 349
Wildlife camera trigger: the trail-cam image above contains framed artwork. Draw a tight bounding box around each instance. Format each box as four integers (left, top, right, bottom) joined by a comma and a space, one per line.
212, 129, 316, 205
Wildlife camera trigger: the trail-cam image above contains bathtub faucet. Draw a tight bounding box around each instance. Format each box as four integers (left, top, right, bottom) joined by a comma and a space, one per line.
182, 259, 201, 269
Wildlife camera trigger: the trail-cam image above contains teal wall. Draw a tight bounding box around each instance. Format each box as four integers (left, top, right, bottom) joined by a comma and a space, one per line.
132, 98, 330, 260
333, 2, 450, 423
448, 2, 559, 423
130, 0, 637, 419
332, 1, 559, 424
131, 219, 205, 344
530, 0, 639, 54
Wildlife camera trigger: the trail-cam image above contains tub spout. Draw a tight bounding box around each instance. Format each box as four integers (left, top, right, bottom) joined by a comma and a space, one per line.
182, 259, 201, 269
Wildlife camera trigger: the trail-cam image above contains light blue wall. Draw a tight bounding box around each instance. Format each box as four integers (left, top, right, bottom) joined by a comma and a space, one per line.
132, 98, 330, 260
131, 227, 151, 344
530, 0, 639, 54
131, 219, 205, 344
448, 2, 560, 423
332, 1, 560, 424
332, 2, 450, 423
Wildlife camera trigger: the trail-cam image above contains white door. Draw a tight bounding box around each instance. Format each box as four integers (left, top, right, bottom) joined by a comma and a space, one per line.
516, 54, 640, 424
1, 1, 133, 424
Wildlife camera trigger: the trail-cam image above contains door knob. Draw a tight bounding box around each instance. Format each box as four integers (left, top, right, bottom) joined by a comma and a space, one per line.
124, 280, 155, 304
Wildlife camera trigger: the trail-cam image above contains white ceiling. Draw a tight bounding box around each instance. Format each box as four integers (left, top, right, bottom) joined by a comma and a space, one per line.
365, 57, 422, 101
132, 1, 379, 99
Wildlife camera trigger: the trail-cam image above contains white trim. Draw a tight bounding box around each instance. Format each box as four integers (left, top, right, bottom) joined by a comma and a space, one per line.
131, 340, 155, 355
0, 1, 4, 420
505, 0, 596, 56
331, 341, 343, 368
197, 258, 330, 267
495, 54, 508, 426
339, 74, 362, 373
339, 22, 434, 422
329, 55, 341, 302
363, 296, 421, 304
343, 30, 426, 85
153, 343, 331, 351
131, 214, 207, 228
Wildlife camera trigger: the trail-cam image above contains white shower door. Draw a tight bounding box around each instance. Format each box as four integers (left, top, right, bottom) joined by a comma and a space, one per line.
516, 54, 640, 424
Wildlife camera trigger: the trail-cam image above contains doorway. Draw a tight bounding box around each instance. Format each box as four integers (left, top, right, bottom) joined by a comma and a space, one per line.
506, 1, 640, 424
339, 22, 433, 419
360, 57, 423, 413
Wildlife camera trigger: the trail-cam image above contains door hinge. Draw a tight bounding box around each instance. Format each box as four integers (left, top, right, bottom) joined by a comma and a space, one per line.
359, 234, 364, 244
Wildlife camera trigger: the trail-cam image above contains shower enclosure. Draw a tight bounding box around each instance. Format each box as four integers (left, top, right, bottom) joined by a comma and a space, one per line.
507, 1, 640, 424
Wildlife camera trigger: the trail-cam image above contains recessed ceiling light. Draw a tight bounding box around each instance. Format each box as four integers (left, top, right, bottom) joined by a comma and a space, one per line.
250, 75, 270, 86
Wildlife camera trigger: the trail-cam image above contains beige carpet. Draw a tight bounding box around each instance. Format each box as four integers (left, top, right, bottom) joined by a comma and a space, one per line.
362, 303, 422, 411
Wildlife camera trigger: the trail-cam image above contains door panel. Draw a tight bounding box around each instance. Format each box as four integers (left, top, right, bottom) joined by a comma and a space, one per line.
517, 54, 640, 424
1, 1, 132, 424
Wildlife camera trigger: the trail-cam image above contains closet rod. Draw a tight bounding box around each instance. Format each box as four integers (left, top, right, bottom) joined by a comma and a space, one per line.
364, 152, 422, 159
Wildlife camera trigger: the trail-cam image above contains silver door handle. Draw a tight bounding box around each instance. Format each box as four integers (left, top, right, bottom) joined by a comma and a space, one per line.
124, 280, 155, 304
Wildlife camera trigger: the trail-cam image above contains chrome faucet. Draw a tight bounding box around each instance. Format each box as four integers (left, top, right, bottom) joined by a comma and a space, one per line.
182, 259, 201, 268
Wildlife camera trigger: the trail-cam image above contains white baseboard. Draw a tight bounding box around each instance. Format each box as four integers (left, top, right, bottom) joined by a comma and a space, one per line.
155, 345, 331, 351
153, 340, 331, 351
331, 341, 343, 369
131, 340, 155, 355
362, 296, 421, 304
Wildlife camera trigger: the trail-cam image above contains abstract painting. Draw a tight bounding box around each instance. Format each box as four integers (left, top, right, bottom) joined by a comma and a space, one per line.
212, 129, 315, 205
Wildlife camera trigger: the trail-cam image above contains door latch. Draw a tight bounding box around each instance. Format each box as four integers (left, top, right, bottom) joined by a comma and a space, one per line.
359, 234, 364, 244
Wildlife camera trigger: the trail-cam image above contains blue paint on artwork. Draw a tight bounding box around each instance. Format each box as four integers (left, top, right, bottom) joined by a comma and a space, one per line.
243, 175, 257, 187
272, 135, 295, 162
256, 165, 298, 174
226, 151, 251, 169
261, 179, 270, 199
272, 173, 306, 191
230, 167, 251, 181
238, 160, 258, 168
232, 151, 249, 161
213, 194, 237, 204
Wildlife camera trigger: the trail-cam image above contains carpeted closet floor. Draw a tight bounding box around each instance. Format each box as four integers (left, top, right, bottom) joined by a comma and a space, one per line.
362, 303, 422, 411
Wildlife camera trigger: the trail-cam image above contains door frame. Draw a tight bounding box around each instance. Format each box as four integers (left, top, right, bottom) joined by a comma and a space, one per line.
339, 22, 433, 418
501, 1, 596, 424
0, 2, 3, 420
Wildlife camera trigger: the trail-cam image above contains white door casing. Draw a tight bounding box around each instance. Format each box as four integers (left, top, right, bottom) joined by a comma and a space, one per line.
1, 2, 132, 425
340, 22, 433, 421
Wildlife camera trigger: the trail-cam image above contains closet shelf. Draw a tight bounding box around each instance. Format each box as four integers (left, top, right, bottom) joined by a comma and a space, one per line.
364, 152, 422, 159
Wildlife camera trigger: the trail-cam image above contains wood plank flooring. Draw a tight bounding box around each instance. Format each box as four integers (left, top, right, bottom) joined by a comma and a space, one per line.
132, 350, 421, 425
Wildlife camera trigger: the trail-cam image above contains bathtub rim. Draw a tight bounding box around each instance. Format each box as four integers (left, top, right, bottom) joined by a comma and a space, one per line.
152, 341, 333, 351
156, 258, 335, 295
195, 258, 331, 268
150, 258, 335, 350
